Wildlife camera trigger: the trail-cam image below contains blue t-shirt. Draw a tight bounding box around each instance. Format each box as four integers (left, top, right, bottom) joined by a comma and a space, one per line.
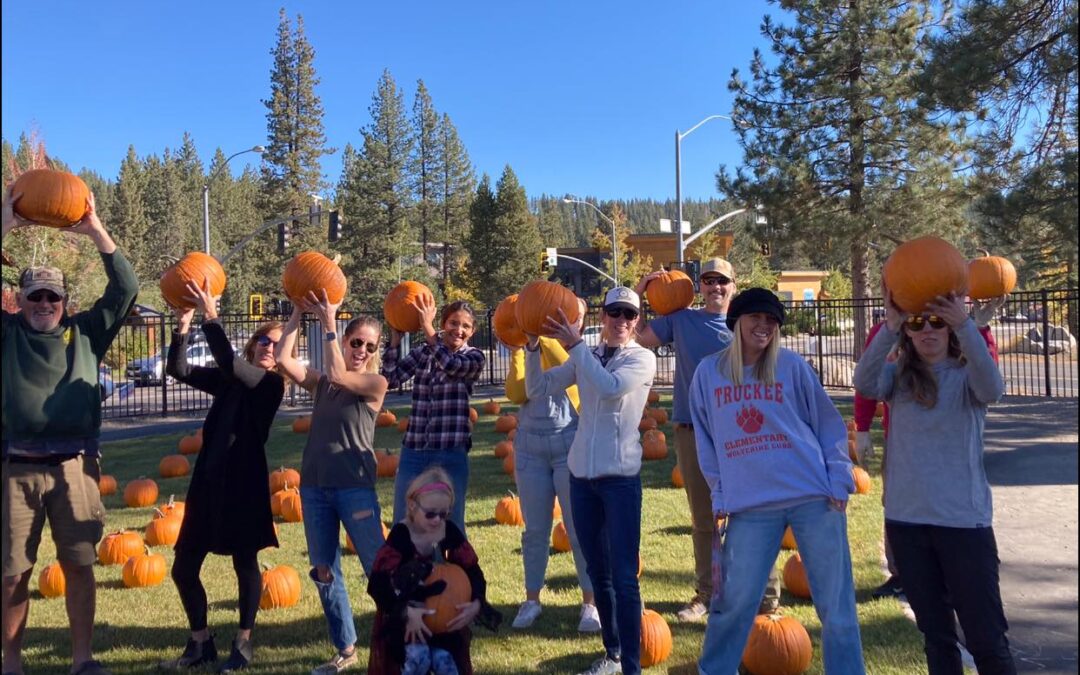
648, 308, 731, 423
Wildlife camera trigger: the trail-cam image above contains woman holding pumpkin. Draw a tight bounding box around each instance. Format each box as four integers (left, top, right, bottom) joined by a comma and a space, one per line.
381, 299, 485, 531
161, 281, 285, 672
275, 292, 390, 675
688, 288, 864, 675
503, 296, 600, 633
366, 467, 501, 674
853, 288, 1016, 675
525, 287, 657, 675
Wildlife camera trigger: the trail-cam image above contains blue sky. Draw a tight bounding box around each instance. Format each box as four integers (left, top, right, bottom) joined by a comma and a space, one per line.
2, 1, 778, 205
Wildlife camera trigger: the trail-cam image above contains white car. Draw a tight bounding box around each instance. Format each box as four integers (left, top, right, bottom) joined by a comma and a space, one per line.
582, 325, 603, 348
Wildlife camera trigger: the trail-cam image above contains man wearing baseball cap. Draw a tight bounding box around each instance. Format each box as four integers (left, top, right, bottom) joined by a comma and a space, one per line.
635, 258, 781, 622
2, 188, 138, 675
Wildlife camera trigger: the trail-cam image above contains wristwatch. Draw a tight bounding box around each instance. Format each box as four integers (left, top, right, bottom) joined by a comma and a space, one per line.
324, 331, 337, 342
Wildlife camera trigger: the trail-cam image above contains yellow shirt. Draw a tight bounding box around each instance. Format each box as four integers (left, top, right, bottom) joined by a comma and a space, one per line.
504, 337, 580, 411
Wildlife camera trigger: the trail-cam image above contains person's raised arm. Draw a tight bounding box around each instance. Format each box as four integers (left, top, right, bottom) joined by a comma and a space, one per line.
633, 271, 667, 348
165, 303, 221, 395
276, 303, 320, 392
187, 280, 267, 389
929, 294, 1004, 405
308, 290, 388, 406
504, 345, 528, 405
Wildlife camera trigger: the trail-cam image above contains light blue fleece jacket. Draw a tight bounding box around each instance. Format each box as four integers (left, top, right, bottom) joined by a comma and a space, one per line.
689, 348, 854, 515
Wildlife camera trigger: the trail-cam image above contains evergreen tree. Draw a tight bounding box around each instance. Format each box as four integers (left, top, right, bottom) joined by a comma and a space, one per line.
462, 174, 498, 305
111, 146, 154, 284
411, 80, 441, 256
437, 113, 475, 289
490, 166, 543, 304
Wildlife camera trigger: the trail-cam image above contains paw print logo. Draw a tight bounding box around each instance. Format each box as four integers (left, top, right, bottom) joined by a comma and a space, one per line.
735, 404, 764, 433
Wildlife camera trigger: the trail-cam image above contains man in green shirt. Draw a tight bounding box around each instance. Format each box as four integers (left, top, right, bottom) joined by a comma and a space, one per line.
2, 189, 138, 675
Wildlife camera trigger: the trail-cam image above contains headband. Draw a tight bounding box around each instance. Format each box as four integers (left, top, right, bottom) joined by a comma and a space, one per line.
412, 481, 452, 498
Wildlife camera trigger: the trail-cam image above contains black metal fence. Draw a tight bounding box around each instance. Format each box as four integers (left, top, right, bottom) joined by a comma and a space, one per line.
99, 288, 1079, 418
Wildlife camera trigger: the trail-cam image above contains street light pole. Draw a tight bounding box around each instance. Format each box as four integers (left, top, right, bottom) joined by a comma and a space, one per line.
202, 145, 265, 254
563, 197, 619, 286
675, 114, 735, 267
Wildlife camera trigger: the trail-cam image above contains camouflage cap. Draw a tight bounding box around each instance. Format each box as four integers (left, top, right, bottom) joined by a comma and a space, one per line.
19, 266, 66, 298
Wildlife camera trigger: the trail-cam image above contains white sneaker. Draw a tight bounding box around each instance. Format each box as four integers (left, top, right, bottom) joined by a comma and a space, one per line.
577, 603, 601, 632
577, 656, 621, 675
512, 600, 543, 628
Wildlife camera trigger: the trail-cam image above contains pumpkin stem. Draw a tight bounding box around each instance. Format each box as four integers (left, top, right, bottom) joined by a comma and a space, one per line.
976, 248, 990, 257
153, 508, 165, 518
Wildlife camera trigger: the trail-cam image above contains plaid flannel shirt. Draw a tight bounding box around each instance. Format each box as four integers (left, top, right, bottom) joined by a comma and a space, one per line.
381, 339, 486, 451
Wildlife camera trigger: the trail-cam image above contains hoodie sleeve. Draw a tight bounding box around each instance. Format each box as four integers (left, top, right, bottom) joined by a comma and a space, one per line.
958, 319, 1005, 404
853, 325, 901, 401
689, 357, 725, 514
794, 355, 854, 500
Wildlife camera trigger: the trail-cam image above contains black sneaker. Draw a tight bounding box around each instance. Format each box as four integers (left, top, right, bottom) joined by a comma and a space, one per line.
159, 636, 218, 669
217, 638, 252, 672
872, 575, 904, 599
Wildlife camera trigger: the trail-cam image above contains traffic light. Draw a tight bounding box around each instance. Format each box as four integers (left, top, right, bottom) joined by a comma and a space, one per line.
277, 221, 291, 254
540, 251, 549, 274
686, 260, 701, 284
546, 247, 558, 268
328, 210, 342, 242
248, 293, 264, 317
761, 242, 772, 257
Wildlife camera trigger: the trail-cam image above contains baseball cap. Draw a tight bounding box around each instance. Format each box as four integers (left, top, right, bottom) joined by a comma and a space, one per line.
19, 266, 66, 299
700, 258, 735, 279
603, 286, 640, 313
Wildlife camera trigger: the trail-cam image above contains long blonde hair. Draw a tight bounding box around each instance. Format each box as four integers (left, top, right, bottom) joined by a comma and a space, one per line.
721, 316, 780, 386
344, 315, 383, 374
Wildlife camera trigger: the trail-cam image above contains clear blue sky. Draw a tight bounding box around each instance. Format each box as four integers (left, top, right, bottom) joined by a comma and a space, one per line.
2, 1, 778, 206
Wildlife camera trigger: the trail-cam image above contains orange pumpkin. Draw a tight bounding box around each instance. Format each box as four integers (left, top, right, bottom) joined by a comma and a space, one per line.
874, 401, 885, 418
156, 494, 185, 519
292, 415, 312, 433
502, 451, 515, 476
384, 280, 435, 333
644, 270, 695, 316
11, 169, 90, 227
493, 440, 514, 459
375, 450, 399, 478
493, 294, 528, 347
639, 609, 674, 667
741, 612, 813, 675
515, 280, 581, 336
282, 251, 347, 305
159, 252, 227, 310
494, 493, 525, 526
159, 454, 190, 479
642, 429, 667, 460
552, 499, 562, 519
269, 467, 301, 494
638, 416, 658, 432
647, 389, 661, 404
483, 399, 501, 415
507, 428, 517, 441
397, 417, 410, 433
781, 526, 797, 551
968, 252, 1017, 300
852, 466, 872, 495
38, 562, 66, 598
469, 407, 479, 423
551, 521, 572, 552
882, 236, 969, 313
178, 433, 202, 455
376, 410, 397, 427
423, 563, 472, 633
122, 548, 167, 588
271, 483, 298, 517
783, 553, 811, 599
494, 413, 518, 433
280, 490, 304, 523
124, 478, 159, 508
99, 474, 118, 496
145, 510, 182, 547
98, 530, 144, 566
259, 564, 302, 610
646, 407, 669, 425
671, 464, 684, 488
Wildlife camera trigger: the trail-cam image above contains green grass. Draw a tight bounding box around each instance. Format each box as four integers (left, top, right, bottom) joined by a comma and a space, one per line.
18, 398, 928, 674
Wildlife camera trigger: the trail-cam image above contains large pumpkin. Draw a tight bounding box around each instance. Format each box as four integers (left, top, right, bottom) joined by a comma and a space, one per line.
638, 416, 658, 432
645, 270, 695, 316
423, 563, 473, 634
11, 169, 90, 227
515, 280, 581, 336
493, 294, 529, 347
282, 251, 347, 304
642, 429, 667, 460
122, 548, 167, 588
280, 490, 304, 523
782, 553, 811, 599
384, 280, 435, 333
124, 478, 159, 508
159, 454, 190, 479
483, 399, 502, 415
269, 467, 301, 494
155, 494, 185, 520
145, 510, 182, 547
882, 236, 969, 313
646, 407, 669, 425
852, 466, 872, 495
271, 483, 298, 517
741, 613, 813, 675
551, 521, 571, 552
38, 562, 66, 598
159, 252, 227, 310
968, 253, 1017, 300
502, 451, 516, 476
259, 564, 302, 610
98, 530, 144, 566
639, 609, 674, 667
495, 493, 525, 526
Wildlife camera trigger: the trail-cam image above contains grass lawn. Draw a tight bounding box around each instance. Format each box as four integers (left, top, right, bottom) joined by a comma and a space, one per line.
17, 397, 928, 674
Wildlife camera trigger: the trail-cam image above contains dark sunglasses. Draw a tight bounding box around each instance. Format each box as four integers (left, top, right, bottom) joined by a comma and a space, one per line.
349, 338, 379, 354
700, 275, 732, 286
421, 509, 449, 521
26, 290, 62, 303
904, 315, 947, 332
604, 308, 639, 320
255, 335, 279, 347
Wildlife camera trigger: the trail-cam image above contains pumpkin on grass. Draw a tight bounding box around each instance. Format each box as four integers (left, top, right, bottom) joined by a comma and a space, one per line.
671, 465, 684, 488
397, 417, 410, 433
741, 612, 813, 675
647, 389, 661, 404
515, 280, 581, 336
493, 440, 514, 459
157, 495, 186, 519
376, 410, 397, 427
259, 564, 302, 610
160, 252, 227, 310
98, 530, 144, 566
178, 433, 202, 455
642, 429, 667, 460
638, 416, 658, 432
145, 510, 182, 547
469, 407, 479, 424
852, 466, 872, 494
781, 526, 797, 551
124, 478, 159, 508
494, 414, 518, 433
551, 521, 571, 552
271, 483, 298, 517
552, 499, 562, 519
159, 454, 190, 478
644, 270, 694, 316
483, 399, 501, 415
280, 489, 304, 523
423, 563, 472, 633
282, 251, 347, 305
384, 280, 435, 333
493, 294, 529, 347
11, 168, 90, 227
495, 493, 525, 526
646, 407, 669, 425
269, 467, 301, 494
38, 562, 66, 598
98, 474, 118, 496
122, 548, 167, 588
782, 552, 811, 599
639, 609, 673, 667
968, 251, 1017, 300
502, 451, 515, 476
375, 450, 399, 478
292, 415, 312, 433
882, 236, 968, 313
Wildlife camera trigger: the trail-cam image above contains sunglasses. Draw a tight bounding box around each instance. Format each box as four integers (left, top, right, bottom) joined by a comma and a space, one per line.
26, 290, 63, 303
604, 308, 639, 320
420, 509, 449, 521
700, 275, 732, 286
904, 315, 947, 332
349, 338, 379, 354
255, 335, 279, 347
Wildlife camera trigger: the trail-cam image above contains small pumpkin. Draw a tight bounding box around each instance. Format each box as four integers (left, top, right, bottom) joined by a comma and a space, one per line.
882, 236, 969, 313
282, 251, 347, 305
376, 410, 397, 427
156, 494, 185, 520
968, 252, 1017, 300
469, 407, 479, 424
99, 474, 118, 496
644, 270, 695, 316
781, 526, 797, 551
122, 548, 167, 588
551, 521, 572, 553
515, 280, 581, 336
642, 429, 667, 460
159, 454, 190, 479
269, 467, 301, 494
159, 252, 227, 310
384, 280, 435, 333
741, 612, 813, 675
671, 464, 684, 488
98, 530, 144, 566
423, 563, 472, 634
280, 489, 304, 523
647, 389, 661, 404
493, 440, 514, 459
852, 466, 872, 495
483, 399, 501, 415
875, 401, 885, 418
494, 413, 518, 433
783, 552, 811, 599
639, 609, 674, 667
638, 416, 658, 432
507, 428, 517, 441
271, 483, 297, 517
124, 478, 159, 508
397, 417, 410, 433
494, 493, 525, 526
259, 564, 302, 610
502, 451, 515, 476
375, 450, 399, 478
292, 415, 312, 433
552, 499, 562, 519
345, 522, 391, 554
493, 294, 528, 347
646, 407, 669, 425
177, 434, 202, 455
38, 562, 66, 598
145, 510, 182, 547
11, 169, 90, 227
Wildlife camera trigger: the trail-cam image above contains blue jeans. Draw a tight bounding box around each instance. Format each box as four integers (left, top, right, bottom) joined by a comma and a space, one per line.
570, 474, 642, 675
698, 499, 865, 675
515, 428, 592, 595
393, 447, 470, 532
300, 486, 386, 652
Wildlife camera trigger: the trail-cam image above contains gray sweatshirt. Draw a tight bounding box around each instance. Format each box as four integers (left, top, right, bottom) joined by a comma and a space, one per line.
852, 319, 1004, 528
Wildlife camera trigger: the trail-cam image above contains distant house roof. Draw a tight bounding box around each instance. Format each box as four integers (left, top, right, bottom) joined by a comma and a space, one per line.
130, 304, 163, 317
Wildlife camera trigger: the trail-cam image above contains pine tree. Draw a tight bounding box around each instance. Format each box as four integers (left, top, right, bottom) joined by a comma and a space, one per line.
462, 175, 499, 305
491, 166, 543, 303
411, 80, 441, 257
437, 113, 475, 289
111, 146, 153, 284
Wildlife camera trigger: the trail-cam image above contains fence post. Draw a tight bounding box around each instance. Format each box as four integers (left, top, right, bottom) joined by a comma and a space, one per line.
815, 303, 825, 383
159, 315, 169, 417
1041, 288, 1052, 397
487, 308, 495, 386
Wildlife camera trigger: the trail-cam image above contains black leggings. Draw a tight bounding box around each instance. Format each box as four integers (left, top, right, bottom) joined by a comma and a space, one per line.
172, 547, 262, 632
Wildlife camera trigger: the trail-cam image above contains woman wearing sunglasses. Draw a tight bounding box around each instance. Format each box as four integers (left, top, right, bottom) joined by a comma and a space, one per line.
854, 289, 1016, 674
161, 281, 287, 672
525, 287, 656, 675
275, 291, 390, 675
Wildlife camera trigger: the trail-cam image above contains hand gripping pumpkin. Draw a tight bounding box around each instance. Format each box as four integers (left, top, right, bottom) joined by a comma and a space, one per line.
423, 563, 472, 634
882, 236, 968, 313
644, 270, 695, 315
160, 252, 227, 310
515, 280, 581, 336
384, 280, 435, 333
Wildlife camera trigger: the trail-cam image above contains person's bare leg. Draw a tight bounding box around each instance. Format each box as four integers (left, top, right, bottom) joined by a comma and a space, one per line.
1, 570, 33, 675
61, 561, 96, 670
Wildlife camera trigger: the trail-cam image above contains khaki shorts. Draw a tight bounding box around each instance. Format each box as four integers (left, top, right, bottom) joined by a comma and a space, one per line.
2, 455, 106, 577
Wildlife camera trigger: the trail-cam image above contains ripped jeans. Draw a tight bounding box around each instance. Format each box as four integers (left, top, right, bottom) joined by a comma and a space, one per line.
300, 486, 386, 652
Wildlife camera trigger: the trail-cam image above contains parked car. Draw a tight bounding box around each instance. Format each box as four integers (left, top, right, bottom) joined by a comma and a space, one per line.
582, 325, 603, 348
126, 343, 215, 386
99, 365, 115, 401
